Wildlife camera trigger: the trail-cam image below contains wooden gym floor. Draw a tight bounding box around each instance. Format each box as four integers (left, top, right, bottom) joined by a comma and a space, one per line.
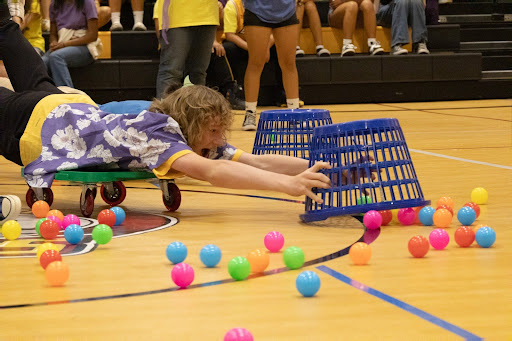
0, 99, 511, 340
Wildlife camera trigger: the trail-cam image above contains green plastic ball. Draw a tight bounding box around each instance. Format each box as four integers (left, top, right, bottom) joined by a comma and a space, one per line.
228, 256, 251, 281
283, 246, 305, 270
92, 224, 113, 245
357, 196, 373, 205
35, 218, 48, 237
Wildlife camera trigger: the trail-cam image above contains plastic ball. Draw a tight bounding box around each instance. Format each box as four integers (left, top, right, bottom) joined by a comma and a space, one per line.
32, 200, 50, 218
39, 219, 60, 240
436, 204, 453, 216
433, 209, 452, 228
390, 209, 399, 224
45, 261, 69, 286
199, 244, 222, 268
35, 218, 48, 237
92, 224, 113, 245
97, 209, 117, 227
39, 249, 62, 269
475, 226, 496, 248
457, 206, 476, 226
166, 241, 188, 264
379, 210, 392, 226
246, 248, 270, 273
47, 209, 64, 222
64, 224, 84, 244
224, 328, 254, 341
408, 235, 429, 258
46, 215, 63, 229
109, 206, 126, 225
349, 242, 371, 265
473, 224, 487, 235
463, 202, 480, 218
228, 256, 251, 281
436, 196, 454, 210
471, 187, 488, 205
412, 207, 423, 224
171, 262, 194, 288
264, 231, 284, 252
1, 220, 21, 240
363, 210, 382, 230
283, 246, 305, 270
397, 208, 416, 226
37, 242, 59, 260
296, 270, 321, 297
429, 229, 450, 250
454, 226, 475, 247
356, 196, 372, 205
418, 206, 436, 226
61, 214, 80, 230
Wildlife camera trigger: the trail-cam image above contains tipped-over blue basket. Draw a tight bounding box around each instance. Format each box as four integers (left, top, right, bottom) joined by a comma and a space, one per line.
252, 109, 332, 159
301, 118, 430, 223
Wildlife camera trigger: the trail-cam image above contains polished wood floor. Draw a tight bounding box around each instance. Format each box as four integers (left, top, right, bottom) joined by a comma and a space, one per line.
1, 99, 511, 340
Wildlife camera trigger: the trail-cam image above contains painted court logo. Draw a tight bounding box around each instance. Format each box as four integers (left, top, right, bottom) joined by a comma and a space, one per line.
0, 212, 178, 258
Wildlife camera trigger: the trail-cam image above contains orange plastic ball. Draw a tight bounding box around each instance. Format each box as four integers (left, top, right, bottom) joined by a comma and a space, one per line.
47, 209, 64, 222
412, 207, 423, 224
379, 210, 392, 226
349, 242, 371, 265
246, 248, 270, 273
454, 226, 475, 247
32, 200, 50, 219
408, 235, 429, 258
97, 209, 117, 227
39, 219, 60, 240
437, 196, 454, 210
463, 202, 480, 218
473, 224, 486, 234
436, 204, 453, 216
433, 208, 452, 228
39, 249, 62, 269
45, 261, 69, 286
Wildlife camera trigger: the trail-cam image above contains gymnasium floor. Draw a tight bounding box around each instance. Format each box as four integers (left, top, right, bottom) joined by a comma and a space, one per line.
0, 99, 511, 340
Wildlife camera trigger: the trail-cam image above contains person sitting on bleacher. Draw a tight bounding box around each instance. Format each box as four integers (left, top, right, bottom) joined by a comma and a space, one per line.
375, 0, 430, 55
329, 0, 384, 56
109, 0, 146, 31
295, 0, 330, 57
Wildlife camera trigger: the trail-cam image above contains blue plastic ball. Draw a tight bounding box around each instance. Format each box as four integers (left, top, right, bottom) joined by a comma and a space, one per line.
109, 206, 126, 226
199, 244, 222, 267
64, 224, 84, 244
475, 226, 496, 248
296, 270, 321, 297
166, 241, 188, 264
457, 206, 476, 226
418, 206, 436, 226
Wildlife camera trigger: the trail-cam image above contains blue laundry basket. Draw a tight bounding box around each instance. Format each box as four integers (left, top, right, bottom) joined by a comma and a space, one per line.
252, 109, 332, 159
301, 118, 430, 223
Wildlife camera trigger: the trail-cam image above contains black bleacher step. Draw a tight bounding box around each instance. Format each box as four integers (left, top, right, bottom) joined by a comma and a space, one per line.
427, 24, 460, 51
482, 70, 512, 79
482, 55, 512, 70
460, 26, 512, 41
70, 60, 119, 89
440, 2, 494, 15
111, 31, 159, 59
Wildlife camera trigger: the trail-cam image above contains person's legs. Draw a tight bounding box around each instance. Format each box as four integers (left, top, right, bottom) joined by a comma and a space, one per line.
409, 0, 428, 44
131, 0, 146, 30
389, 0, 411, 47
223, 41, 247, 85
47, 45, 94, 87
358, 0, 384, 55
329, 1, 359, 55
272, 24, 299, 104
425, 0, 439, 25
304, 1, 330, 56
185, 25, 217, 86
109, 0, 123, 30
295, 2, 305, 56
95, 0, 112, 28
244, 25, 272, 104
156, 27, 193, 98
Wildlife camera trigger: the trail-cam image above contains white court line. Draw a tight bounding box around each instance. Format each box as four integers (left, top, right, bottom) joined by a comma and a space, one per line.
409, 149, 512, 170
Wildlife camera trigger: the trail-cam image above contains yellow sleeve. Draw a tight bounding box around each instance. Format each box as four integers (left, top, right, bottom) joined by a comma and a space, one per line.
223, 1, 238, 34
152, 150, 194, 179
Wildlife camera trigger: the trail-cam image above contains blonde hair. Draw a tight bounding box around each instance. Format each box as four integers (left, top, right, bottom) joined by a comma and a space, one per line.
149, 85, 234, 147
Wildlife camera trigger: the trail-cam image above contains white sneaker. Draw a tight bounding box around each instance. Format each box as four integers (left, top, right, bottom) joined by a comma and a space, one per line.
417, 42, 430, 54
296, 47, 305, 57
316, 47, 331, 57
391, 44, 408, 55
242, 111, 257, 131
110, 22, 124, 31
369, 42, 384, 55
132, 22, 147, 31
0, 195, 21, 225
341, 43, 356, 56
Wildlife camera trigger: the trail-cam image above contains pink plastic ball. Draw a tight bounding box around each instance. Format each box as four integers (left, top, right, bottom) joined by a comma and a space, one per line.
397, 208, 416, 226
171, 263, 194, 288
363, 210, 383, 230
429, 228, 450, 250
61, 214, 80, 230
46, 215, 63, 229
264, 231, 284, 252
224, 328, 254, 341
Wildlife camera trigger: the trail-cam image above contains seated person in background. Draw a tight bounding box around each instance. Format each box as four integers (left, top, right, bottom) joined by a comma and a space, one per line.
375, 0, 429, 55
109, 0, 145, 31
21, 0, 45, 56
329, 0, 384, 56
0, 14, 332, 205
295, 0, 330, 57
41, 0, 111, 31
425, 0, 438, 25
42, 0, 102, 88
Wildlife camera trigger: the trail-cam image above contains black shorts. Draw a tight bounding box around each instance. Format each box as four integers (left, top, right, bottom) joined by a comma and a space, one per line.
244, 9, 299, 28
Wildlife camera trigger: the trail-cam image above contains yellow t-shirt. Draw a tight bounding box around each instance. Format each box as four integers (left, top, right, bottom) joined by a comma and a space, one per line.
20, 94, 97, 166
23, 0, 45, 53
153, 0, 219, 30
223, 0, 244, 35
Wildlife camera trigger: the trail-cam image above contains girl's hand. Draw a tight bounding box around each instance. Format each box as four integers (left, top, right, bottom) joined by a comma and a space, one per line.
288, 162, 332, 203
212, 41, 226, 57
50, 42, 66, 51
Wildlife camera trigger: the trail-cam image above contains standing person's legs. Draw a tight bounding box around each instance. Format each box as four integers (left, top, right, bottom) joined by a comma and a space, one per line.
409, 0, 428, 43
244, 25, 272, 104
272, 24, 299, 105
156, 27, 193, 98
44, 45, 94, 87
186, 25, 217, 86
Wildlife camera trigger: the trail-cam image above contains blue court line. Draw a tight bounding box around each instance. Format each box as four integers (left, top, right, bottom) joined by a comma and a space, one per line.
317, 265, 483, 340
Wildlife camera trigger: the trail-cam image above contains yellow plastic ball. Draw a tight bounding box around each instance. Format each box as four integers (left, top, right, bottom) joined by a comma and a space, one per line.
1, 220, 21, 240
37, 242, 60, 260
391, 209, 399, 224
471, 187, 488, 205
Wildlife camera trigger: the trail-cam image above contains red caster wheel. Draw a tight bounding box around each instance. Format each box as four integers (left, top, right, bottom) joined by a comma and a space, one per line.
162, 182, 181, 212
80, 188, 95, 218
26, 187, 54, 208
100, 181, 126, 206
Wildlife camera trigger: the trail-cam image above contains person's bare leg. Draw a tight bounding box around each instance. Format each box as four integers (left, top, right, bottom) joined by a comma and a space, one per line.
305, 1, 323, 46
359, 0, 377, 38
95, 0, 111, 28
40, 0, 50, 31
244, 25, 272, 103
273, 24, 300, 103
131, 0, 146, 30
0, 61, 7, 78
296, 4, 305, 48
329, 1, 358, 39
109, 0, 122, 30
